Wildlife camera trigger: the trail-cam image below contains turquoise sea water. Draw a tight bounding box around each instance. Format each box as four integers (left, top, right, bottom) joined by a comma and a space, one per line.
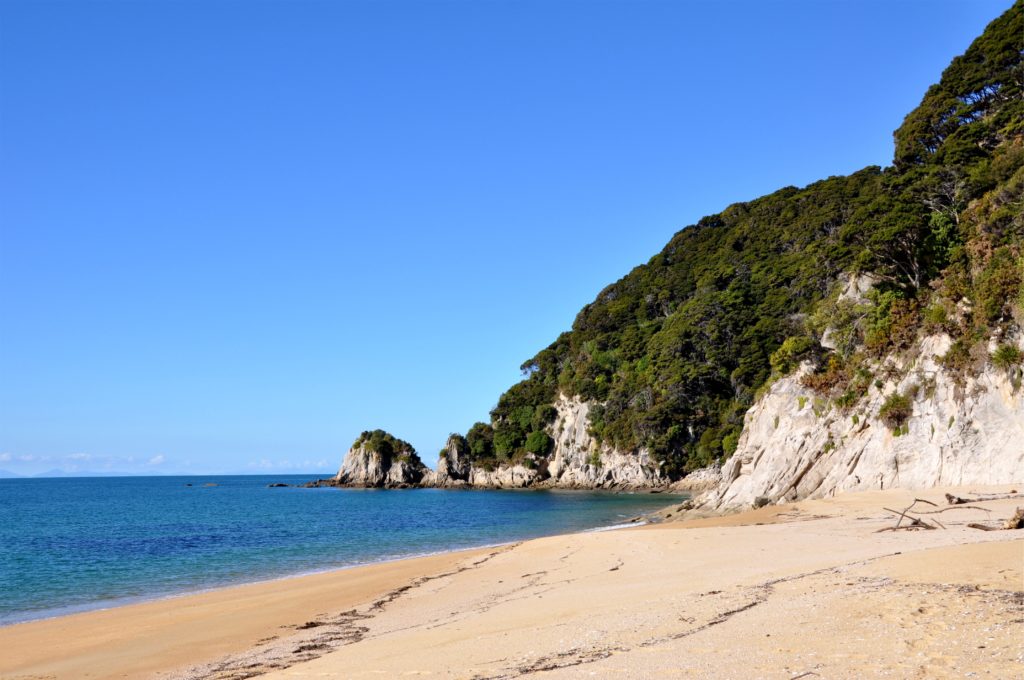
0, 475, 683, 625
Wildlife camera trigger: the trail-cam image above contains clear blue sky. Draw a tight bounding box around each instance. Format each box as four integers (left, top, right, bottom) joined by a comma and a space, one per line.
0, 0, 1012, 476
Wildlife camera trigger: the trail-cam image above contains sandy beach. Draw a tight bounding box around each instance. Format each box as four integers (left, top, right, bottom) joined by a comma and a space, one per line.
1, 485, 1021, 680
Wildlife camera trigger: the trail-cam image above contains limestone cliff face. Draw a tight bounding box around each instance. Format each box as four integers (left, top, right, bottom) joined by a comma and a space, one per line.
464, 464, 541, 489
423, 435, 475, 487
695, 331, 1024, 512
423, 395, 665, 490
421, 435, 541, 488
334, 442, 429, 488
543, 396, 664, 488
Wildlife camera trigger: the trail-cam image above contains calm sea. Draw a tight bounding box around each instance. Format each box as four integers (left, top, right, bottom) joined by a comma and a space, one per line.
0, 475, 683, 625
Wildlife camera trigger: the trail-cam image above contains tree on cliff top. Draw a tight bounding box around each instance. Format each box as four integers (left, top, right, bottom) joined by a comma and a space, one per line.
353, 429, 423, 464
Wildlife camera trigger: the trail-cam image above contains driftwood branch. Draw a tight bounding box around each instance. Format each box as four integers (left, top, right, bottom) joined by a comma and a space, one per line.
878, 507, 939, 531
881, 496, 1021, 533
965, 507, 1024, 531
918, 505, 992, 515
959, 491, 1023, 502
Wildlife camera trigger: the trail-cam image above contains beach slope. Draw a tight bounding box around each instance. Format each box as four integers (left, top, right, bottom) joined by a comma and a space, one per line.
1, 486, 1021, 680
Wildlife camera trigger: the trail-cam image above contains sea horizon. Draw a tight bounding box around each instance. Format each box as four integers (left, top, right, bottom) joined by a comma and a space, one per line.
0, 471, 336, 480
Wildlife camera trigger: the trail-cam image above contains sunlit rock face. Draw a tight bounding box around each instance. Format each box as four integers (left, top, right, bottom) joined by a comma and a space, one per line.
695, 331, 1024, 513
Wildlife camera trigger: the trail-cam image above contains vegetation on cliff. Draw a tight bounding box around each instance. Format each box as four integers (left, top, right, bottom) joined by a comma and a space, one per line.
458, 4, 1023, 477
352, 429, 423, 465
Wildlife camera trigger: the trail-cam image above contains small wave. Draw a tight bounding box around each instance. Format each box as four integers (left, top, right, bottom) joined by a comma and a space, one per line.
586, 521, 646, 533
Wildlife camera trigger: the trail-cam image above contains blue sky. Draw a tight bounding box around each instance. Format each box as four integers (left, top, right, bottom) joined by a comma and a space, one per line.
0, 0, 1012, 476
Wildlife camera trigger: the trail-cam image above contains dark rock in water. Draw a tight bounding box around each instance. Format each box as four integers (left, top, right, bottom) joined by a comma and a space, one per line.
185, 483, 192, 487
267, 483, 289, 488
303, 478, 338, 488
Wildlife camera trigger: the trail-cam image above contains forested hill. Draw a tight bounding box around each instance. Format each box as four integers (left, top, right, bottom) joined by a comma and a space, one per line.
455, 3, 1023, 479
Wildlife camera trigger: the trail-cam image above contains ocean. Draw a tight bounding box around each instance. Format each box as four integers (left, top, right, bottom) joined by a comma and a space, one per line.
0, 475, 684, 625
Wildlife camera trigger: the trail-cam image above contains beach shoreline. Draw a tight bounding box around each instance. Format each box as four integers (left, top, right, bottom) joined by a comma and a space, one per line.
1, 485, 1021, 679
0, 545, 499, 680
0, 540, 520, 629
0, 476, 687, 631
0, 491, 678, 629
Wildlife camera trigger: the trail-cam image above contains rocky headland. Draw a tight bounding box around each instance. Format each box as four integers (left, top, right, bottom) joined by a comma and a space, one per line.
317, 6, 1023, 503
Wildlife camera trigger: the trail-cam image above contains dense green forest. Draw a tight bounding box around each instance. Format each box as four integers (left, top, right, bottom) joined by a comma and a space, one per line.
459, 3, 1023, 477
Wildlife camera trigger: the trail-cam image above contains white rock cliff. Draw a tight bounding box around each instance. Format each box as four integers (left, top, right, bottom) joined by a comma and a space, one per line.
420, 396, 665, 490
334, 442, 429, 488
543, 396, 664, 489
695, 331, 1024, 512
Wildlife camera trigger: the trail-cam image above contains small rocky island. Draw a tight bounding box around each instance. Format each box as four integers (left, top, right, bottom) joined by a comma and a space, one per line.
307, 430, 431, 488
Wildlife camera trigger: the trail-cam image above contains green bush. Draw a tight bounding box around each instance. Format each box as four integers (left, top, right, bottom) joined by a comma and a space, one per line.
721, 431, 740, 456
351, 430, 422, 466
940, 338, 973, 373
878, 393, 913, 430
922, 303, 948, 328
770, 336, 816, 376
991, 343, 1023, 371
466, 422, 495, 460
975, 249, 1022, 323
834, 390, 859, 410
524, 430, 554, 456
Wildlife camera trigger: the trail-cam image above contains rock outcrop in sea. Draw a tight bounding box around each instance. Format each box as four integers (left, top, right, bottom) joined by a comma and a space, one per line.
314, 430, 430, 488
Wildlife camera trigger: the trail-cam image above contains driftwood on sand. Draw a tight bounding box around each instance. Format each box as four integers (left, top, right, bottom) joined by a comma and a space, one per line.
876, 499, 943, 532
877, 493, 1024, 533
